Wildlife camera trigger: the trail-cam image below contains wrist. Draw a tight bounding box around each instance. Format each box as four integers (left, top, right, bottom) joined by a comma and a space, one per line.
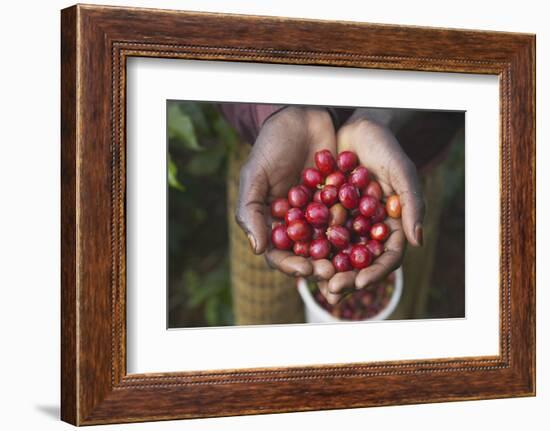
268, 106, 333, 137
255, 104, 287, 129
337, 113, 398, 155
347, 108, 395, 128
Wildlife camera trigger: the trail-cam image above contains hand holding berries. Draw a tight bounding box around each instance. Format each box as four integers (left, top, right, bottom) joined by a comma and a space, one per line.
234, 107, 338, 280
270, 149, 401, 281
237, 108, 423, 306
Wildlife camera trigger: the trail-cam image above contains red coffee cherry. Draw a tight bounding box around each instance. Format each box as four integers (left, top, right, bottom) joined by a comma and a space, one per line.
309, 238, 331, 260
349, 244, 373, 269
313, 189, 323, 203
366, 239, 384, 257
337, 151, 358, 173
271, 198, 290, 219
285, 207, 304, 225
370, 222, 390, 242
325, 171, 346, 189
327, 225, 351, 249
332, 252, 352, 272
293, 241, 310, 257
320, 185, 339, 206
302, 168, 324, 189
371, 205, 387, 223
288, 185, 309, 208
349, 166, 370, 189
351, 214, 372, 236
314, 149, 337, 175
338, 183, 359, 209
305, 202, 330, 227
287, 219, 312, 242
364, 180, 383, 201
271, 225, 293, 250
358, 195, 378, 218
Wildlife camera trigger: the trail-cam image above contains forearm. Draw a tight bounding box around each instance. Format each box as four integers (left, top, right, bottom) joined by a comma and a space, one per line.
346, 108, 463, 171
219, 103, 353, 144
346, 108, 415, 133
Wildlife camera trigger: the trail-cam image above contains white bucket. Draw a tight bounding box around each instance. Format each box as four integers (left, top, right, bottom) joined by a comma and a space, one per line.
297, 267, 403, 323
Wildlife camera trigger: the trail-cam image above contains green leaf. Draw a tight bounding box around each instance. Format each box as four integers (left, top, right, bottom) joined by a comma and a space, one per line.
184, 146, 225, 176
204, 297, 220, 326
167, 153, 185, 191
167, 104, 203, 151
185, 265, 224, 308
212, 115, 239, 148
179, 103, 211, 137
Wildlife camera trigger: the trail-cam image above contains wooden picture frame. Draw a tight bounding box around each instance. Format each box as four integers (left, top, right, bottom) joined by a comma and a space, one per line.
61, 4, 535, 425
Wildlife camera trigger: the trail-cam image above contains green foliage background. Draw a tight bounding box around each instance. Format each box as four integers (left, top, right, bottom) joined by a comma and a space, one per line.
167, 101, 238, 327
166, 102, 466, 326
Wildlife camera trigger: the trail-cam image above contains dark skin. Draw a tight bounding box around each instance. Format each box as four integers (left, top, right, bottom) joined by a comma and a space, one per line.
236, 106, 425, 302
236, 106, 336, 281
325, 109, 425, 303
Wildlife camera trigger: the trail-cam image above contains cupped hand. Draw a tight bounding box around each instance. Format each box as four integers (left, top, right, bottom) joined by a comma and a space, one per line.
236, 107, 337, 280
324, 111, 425, 304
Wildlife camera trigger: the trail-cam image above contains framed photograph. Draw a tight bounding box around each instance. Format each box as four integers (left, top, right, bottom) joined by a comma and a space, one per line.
61, 4, 535, 425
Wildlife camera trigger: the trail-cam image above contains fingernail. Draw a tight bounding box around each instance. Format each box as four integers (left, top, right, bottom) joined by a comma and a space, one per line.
356, 280, 366, 290
247, 233, 257, 253
415, 224, 423, 246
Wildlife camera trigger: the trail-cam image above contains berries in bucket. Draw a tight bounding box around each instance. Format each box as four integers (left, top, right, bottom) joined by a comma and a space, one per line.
297, 270, 403, 322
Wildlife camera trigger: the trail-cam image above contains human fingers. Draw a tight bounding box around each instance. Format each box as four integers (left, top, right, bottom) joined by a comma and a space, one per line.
264, 248, 313, 277
235, 162, 270, 254
355, 218, 405, 289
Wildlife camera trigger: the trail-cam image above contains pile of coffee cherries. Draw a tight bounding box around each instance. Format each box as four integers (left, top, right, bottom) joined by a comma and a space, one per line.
270, 149, 402, 272
311, 273, 396, 320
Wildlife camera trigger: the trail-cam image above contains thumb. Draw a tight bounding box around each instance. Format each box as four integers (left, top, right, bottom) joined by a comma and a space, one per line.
235, 162, 269, 254
391, 160, 425, 247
